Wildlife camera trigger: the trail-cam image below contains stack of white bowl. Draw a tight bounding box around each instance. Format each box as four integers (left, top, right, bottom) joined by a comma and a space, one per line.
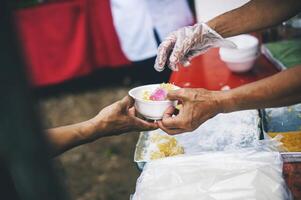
219, 34, 260, 73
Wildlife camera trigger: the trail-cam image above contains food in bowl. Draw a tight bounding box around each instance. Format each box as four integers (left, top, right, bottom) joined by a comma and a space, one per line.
129, 83, 179, 120
143, 83, 176, 101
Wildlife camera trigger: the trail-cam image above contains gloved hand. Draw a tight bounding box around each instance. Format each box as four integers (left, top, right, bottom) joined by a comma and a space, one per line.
154, 23, 236, 71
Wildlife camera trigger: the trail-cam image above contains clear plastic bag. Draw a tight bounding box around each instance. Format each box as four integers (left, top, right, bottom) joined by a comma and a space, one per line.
171, 110, 262, 153
132, 150, 292, 200
142, 110, 264, 161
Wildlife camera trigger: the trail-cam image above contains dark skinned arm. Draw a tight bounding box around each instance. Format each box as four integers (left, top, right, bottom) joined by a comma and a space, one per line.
46, 96, 157, 157
158, 66, 301, 134
207, 0, 301, 37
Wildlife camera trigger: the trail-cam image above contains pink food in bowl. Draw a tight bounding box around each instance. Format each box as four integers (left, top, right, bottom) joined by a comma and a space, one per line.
150, 88, 167, 101
143, 83, 176, 101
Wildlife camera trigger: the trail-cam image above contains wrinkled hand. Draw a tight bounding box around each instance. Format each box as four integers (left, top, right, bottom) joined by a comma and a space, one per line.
154, 23, 236, 72
88, 96, 158, 140
158, 88, 224, 135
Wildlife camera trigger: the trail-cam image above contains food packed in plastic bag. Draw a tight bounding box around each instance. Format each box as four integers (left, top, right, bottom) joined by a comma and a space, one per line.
148, 132, 184, 160
138, 110, 263, 162
132, 150, 292, 200
171, 110, 261, 152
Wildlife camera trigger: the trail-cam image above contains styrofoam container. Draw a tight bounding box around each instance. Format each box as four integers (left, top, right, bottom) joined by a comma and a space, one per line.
220, 48, 258, 61
221, 34, 259, 52
128, 84, 179, 120
221, 53, 259, 73
219, 34, 260, 73
220, 34, 259, 58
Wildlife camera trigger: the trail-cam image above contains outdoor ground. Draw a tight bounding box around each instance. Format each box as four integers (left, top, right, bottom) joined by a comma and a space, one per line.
36, 64, 170, 200
39, 86, 143, 200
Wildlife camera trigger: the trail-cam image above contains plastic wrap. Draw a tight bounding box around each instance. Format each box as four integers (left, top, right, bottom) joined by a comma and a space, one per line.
154, 22, 236, 71
132, 150, 292, 200
174, 110, 261, 152
136, 110, 263, 163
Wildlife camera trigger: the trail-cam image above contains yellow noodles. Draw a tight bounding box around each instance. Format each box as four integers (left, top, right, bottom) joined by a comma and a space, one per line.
268, 131, 301, 152
149, 133, 184, 160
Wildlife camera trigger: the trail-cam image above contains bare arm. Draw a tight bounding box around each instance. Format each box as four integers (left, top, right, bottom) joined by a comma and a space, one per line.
46, 96, 157, 157
154, 0, 301, 72
207, 0, 301, 37
46, 121, 94, 157
158, 66, 301, 134
221, 66, 301, 112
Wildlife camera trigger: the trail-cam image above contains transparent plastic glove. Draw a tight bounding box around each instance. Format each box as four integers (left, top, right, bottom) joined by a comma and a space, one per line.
154, 23, 236, 72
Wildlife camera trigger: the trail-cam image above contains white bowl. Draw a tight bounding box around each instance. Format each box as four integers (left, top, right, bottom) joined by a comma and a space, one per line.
219, 34, 260, 73
220, 49, 258, 61
219, 34, 259, 61
221, 54, 259, 73
223, 34, 259, 51
128, 84, 179, 120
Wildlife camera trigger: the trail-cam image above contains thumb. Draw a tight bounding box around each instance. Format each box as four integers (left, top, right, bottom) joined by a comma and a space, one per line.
167, 89, 185, 101
120, 95, 134, 109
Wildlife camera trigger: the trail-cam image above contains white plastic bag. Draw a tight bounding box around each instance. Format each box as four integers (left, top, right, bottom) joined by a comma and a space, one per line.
132, 150, 292, 200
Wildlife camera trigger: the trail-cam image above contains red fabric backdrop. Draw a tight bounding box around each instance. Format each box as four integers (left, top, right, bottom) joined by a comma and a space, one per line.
14, 0, 130, 87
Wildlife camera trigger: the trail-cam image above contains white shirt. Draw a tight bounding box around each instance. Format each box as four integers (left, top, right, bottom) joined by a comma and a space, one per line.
110, 0, 193, 61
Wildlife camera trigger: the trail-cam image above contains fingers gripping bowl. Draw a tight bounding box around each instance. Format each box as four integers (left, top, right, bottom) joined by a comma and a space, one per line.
129, 84, 180, 120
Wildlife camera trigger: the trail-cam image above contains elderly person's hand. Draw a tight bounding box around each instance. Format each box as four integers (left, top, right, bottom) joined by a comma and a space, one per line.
158, 88, 224, 135
154, 23, 235, 72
